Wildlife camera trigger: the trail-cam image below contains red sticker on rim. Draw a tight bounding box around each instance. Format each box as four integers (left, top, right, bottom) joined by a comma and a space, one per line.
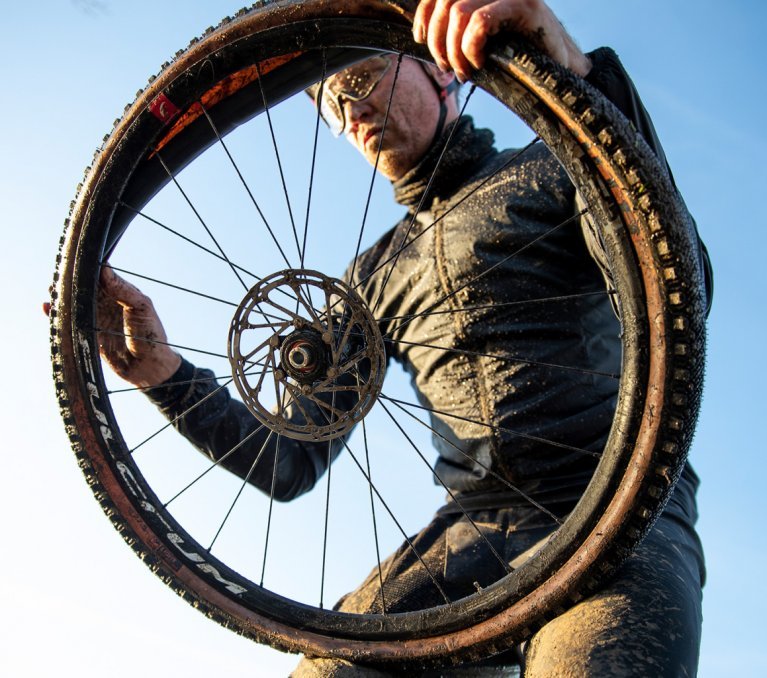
149, 93, 181, 124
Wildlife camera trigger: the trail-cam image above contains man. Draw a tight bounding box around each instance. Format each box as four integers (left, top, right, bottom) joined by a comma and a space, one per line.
97, 1, 710, 674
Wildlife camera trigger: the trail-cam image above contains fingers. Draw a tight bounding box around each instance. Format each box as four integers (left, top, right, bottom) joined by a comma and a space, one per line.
414, 0, 506, 81
100, 265, 150, 312
97, 265, 181, 388
414, 0, 582, 81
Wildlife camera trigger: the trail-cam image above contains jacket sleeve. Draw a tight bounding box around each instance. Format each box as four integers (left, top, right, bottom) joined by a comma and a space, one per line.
145, 358, 344, 501
583, 47, 713, 315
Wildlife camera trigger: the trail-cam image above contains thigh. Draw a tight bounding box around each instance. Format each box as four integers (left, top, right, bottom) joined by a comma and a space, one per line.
523, 513, 704, 677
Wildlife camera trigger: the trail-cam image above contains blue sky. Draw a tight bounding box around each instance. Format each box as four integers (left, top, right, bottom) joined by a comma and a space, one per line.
2, 1, 766, 676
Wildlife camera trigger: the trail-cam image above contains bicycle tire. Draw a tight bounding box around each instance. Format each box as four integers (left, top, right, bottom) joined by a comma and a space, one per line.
50, 0, 706, 667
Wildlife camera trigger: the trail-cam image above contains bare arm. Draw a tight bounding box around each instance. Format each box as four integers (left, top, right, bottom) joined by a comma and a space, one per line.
413, 0, 591, 83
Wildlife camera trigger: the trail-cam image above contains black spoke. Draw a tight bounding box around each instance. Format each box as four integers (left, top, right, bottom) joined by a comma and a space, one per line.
301, 50, 328, 269
103, 263, 239, 308
352, 137, 541, 292
120, 202, 260, 280
156, 151, 249, 291
362, 416, 387, 614
319, 392, 337, 609
379, 400, 511, 574
256, 60, 302, 261
383, 209, 590, 341
384, 336, 619, 381
384, 396, 564, 524
164, 423, 267, 507
378, 289, 616, 323
109, 371, 234, 395
129, 377, 235, 455
260, 433, 283, 587
95, 328, 230, 362
115, 204, 307, 311
348, 53, 404, 285
199, 101, 293, 269
207, 432, 275, 552
379, 393, 601, 460
336, 434, 450, 605
371, 84, 477, 315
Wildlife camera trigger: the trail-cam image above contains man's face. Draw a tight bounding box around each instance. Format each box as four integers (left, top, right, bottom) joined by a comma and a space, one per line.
321, 57, 451, 181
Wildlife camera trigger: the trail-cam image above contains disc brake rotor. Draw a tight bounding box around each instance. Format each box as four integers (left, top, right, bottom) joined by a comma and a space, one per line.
228, 270, 386, 441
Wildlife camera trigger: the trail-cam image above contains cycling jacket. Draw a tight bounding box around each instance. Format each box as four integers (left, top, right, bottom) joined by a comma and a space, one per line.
147, 48, 711, 508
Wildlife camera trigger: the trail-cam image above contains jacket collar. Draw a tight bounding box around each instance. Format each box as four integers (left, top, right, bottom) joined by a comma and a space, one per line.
392, 116, 496, 210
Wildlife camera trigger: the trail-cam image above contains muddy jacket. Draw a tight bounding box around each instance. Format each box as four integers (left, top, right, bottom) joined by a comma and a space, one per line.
149, 48, 711, 507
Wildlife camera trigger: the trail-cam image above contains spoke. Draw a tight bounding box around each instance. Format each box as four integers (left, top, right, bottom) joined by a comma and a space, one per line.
102, 263, 238, 308
379, 400, 511, 574
95, 328, 230, 362
256, 60, 302, 261
207, 431, 275, 552
156, 151, 248, 291
164, 423, 267, 507
335, 434, 450, 605
371, 84, 477, 315
353, 138, 541, 292
378, 289, 616, 323
319, 392, 337, 609
379, 393, 601, 461
120, 202, 260, 281
129, 377, 235, 454
292, 283, 325, 329
310, 404, 449, 604
304, 391, 348, 422
260, 433, 283, 587
108, 372, 218, 395
108, 360, 267, 396
115, 204, 307, 311
199, 102, 293, 269
301, 50, 327, 268
251, 350, 277, 401
362, 417, 387, 614
383, 396, 564, 524
383, 209, 590, 340
384, 336, 619, 381
239, 318, 293, 363
348, 53, 404, 285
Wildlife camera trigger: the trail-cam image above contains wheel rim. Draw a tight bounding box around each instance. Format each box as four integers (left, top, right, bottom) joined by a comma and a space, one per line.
53, 4, 704, 664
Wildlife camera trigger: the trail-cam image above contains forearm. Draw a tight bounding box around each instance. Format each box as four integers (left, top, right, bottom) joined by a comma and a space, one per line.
146, 358, 331, 501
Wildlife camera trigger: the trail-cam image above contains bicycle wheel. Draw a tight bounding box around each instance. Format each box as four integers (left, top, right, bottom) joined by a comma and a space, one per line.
50, 0, 706, 667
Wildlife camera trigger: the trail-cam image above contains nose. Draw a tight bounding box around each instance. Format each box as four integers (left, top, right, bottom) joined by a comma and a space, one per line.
344, 97, 371, 134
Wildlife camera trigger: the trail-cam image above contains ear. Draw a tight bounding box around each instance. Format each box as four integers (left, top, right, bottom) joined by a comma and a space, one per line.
422, 62, 457, 89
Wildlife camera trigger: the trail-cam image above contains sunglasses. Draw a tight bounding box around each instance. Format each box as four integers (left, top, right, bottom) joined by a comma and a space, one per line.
312, 55, 395, 137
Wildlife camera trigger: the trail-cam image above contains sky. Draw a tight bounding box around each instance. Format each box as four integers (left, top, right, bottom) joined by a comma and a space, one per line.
2, 1, 766, 676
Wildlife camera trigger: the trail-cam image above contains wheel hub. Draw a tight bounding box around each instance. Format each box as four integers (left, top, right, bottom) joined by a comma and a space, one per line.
227, 270, 386, 441
280, 329, 329, 384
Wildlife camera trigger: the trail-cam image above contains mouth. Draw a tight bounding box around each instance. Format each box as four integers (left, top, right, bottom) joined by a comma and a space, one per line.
362, 127, 382, 148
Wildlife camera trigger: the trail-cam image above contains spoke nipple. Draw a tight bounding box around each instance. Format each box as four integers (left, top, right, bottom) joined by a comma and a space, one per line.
274, 369, 285, 380
269, 335, 281, 348
293, 317, 305, 328
301, 384, 312, 395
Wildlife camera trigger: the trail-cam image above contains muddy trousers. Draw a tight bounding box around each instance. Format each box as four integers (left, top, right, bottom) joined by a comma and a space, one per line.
291, 499, 704, 677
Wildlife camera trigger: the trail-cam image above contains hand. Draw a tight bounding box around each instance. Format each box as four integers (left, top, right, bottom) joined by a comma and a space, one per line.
96, 267, 182, 388
413, 0, 592, 83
